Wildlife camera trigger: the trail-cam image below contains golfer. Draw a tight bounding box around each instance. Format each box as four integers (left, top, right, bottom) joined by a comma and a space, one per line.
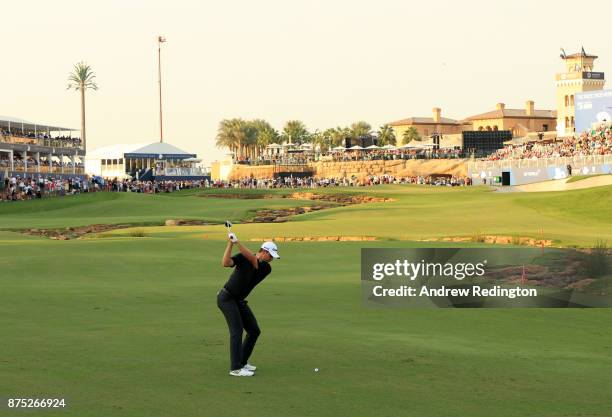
218, 231, 279, 376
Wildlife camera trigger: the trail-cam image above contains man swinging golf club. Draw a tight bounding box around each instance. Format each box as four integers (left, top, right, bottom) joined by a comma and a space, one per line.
218, 221, 280, 376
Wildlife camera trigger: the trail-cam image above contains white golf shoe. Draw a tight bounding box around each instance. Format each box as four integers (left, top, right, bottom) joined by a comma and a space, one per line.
229, 367, 254, 377
242, 363, 257, 372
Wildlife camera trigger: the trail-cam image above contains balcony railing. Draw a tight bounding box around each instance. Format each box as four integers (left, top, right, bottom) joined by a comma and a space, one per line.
0, 134, 83, 150
155, 167, 208, 176
5, 166, 85, 174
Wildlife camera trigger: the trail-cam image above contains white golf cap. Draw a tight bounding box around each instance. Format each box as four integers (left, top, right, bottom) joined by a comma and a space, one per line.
261, 241, 280, 259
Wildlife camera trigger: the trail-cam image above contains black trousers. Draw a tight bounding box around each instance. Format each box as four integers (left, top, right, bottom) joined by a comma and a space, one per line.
217, 289, 261, 371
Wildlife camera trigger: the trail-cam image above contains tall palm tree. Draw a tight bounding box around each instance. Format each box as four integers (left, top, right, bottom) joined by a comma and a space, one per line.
215, 119, 236, 154
349, 121, 372, 147
402, 126, 421, 145
310, 129, 327, 153
67, 62, 98, 153
283, 120, 309, 145
330, 126, 348, 147
251, 119, 279, 157
216, 118, 249, 158
377, 124, 396, 146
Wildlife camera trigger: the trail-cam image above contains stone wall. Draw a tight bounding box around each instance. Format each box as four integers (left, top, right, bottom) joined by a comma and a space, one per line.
228, 159, 468, 180
310, 159, 468, 179
228, 164, 276, 180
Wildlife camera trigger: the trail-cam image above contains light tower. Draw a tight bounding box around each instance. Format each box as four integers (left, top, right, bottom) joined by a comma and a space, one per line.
157, 35, 166, 143
556, 47, 605, 135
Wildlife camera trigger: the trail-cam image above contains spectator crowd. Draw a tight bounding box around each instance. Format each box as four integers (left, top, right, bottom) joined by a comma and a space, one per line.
486, 122, 612, 161
237, 147, 468, 166
1, 172, 471, 202
213, 174, 471, 189
0, 129, 82, 148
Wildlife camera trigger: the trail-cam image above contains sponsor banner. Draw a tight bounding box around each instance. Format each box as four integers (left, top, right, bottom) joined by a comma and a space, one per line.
575, 89, 612, 133
361, 248, 612, 308
470, 164, 611, 185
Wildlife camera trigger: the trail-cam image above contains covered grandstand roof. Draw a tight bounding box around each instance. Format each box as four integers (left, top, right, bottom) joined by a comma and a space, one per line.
125, 142, 196, 159
88, 142, 196, 160
0, 115, 76, 131
86, 143, 150, 160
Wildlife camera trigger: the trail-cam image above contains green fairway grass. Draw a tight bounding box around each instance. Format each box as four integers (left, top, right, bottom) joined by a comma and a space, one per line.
0, 191, 325, 229
2, 185, 612, 416
1, 185, 611, 245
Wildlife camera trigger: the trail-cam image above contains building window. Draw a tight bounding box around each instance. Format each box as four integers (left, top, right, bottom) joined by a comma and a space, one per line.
478, 126, 484, 131
565, 117, 569, 128
565, 95, 569, 107
493, 125, 498, 131
113, 159, 118, 165
571, 117, 575, 127
101, 159, 106, 166
543, 124, 548, 132
570, 95, 574, 106
118, 158, 123, 165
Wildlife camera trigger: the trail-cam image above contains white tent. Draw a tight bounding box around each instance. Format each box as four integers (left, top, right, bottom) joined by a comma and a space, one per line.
398, 143, 418, 149
365, 144, 380, 149
381, 144, 397, 150
408, 141, 436, 149
332, 146, 346, 151
348, 145, 364, 150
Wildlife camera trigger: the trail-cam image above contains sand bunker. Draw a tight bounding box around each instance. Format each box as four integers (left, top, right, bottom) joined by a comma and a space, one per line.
508, 175, 612, 193
22, 224, 135, 240
422, 235, 553, 247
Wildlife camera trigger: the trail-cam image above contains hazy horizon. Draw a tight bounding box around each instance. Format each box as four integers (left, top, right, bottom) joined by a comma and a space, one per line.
2, 0, 611, 165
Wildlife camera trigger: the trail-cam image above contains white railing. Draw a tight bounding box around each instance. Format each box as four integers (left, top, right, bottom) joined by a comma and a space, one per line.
468, 154, 612, 173
156, 167, 208, 176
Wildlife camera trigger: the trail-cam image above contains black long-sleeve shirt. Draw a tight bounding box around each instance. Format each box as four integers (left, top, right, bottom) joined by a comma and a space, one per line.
223, 253, 272, 300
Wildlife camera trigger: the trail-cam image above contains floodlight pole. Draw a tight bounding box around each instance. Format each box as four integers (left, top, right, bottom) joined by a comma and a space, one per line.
158, 35, 166, 143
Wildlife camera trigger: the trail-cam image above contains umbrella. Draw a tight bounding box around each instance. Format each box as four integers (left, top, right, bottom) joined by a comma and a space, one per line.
348, 145, 364, 150
398, 143, 418, 149
332, 146, 346, 151
381, 144, 397, 150
365, 145, 380, 149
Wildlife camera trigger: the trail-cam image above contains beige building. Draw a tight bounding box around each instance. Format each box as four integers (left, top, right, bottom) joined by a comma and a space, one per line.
389, 102, 556, 143
462, 101, 556, 137
389, 108, 462, 145
388, 48, 607, 142
555, 50, 606, 135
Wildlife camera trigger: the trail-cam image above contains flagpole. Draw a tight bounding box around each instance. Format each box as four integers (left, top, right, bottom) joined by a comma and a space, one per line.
158, 35, 166, 143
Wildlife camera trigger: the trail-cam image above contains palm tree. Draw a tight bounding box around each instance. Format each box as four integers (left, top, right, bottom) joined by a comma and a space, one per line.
283, 120, 309, 145
251, 119, 279, 157
377, 124, 396, 146
402, 127, 421, 145
215, 118, 249, 158
349, 121, 371, 144
67, 62, 98, 153
330, 126, 349, 147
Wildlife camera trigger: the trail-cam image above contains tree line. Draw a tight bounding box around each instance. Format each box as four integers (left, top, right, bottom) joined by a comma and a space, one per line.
215, 119, 422, 158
